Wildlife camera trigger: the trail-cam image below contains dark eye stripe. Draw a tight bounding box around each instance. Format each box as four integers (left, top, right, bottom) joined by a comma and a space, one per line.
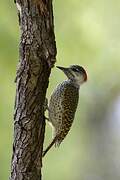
72, 68, 79, 72
70, 65, 87, 76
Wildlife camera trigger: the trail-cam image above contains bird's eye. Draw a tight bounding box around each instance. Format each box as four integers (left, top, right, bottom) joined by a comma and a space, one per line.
72, 68, 79, 72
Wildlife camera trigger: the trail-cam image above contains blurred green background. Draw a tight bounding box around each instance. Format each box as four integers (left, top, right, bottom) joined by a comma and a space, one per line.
0, 0, 120, 179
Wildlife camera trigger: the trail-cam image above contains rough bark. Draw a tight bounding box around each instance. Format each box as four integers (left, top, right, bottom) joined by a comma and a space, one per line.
10, 0, 56, 179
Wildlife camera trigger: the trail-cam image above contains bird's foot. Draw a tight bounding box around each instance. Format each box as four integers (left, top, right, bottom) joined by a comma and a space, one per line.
44, 97, 49, 112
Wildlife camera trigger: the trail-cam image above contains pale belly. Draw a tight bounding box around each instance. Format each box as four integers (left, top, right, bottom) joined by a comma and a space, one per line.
48, 91, 63, 129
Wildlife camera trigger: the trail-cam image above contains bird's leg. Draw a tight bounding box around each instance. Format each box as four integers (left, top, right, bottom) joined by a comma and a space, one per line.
44, 116, 49, 121
44, 97, 49, 111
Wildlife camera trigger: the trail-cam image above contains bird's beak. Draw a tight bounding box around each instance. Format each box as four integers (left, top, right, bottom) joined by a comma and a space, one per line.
56, 66, 73, 79
56, 66, 74, 79
56, 66, 68, 73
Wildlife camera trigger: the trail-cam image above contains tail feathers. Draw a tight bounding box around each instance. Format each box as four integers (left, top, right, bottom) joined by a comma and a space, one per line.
42, 135, 58, 157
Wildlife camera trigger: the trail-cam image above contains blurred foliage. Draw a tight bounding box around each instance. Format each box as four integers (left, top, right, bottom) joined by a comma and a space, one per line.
0, 0, 120, 179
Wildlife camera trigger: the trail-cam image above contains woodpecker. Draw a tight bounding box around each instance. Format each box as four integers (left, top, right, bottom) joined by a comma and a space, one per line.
43, 65, 87, 157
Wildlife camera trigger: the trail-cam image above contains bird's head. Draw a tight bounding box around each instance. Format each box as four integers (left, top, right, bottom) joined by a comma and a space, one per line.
56, 65, 87, 86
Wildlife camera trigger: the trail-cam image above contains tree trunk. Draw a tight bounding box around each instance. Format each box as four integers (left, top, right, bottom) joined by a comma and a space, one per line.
10, 0, 56, 179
